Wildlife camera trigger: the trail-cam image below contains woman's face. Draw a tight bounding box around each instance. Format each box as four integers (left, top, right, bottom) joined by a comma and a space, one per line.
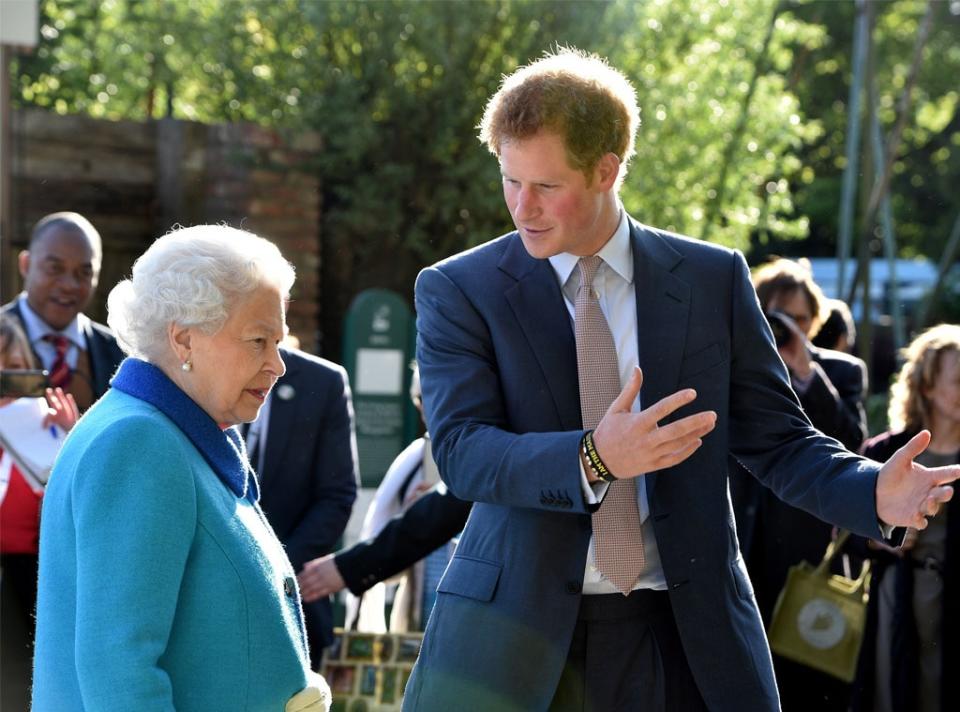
181, 284, 287, 426
925, 349, 960, 431
766, 288, 815, 337
0, 342, 33, 407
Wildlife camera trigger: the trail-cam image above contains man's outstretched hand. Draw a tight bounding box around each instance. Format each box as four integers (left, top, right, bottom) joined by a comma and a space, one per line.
876, 430, 958, 529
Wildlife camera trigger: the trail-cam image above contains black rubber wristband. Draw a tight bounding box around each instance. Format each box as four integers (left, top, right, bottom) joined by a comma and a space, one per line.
582, 430, 617, 483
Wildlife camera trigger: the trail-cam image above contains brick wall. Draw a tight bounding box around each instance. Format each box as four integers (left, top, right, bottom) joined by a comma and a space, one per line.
3, 109, 323, 349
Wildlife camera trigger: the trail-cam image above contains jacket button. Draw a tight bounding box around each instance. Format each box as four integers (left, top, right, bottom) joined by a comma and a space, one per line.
284, 576, 295, 597
565, 581, 582, 594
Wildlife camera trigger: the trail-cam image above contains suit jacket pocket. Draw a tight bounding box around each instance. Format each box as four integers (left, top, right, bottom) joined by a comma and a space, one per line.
437, 555, 502, 602
680, 341, 728, 381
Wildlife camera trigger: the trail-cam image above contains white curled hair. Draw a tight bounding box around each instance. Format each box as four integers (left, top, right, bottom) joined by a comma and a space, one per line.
107, 225, 295, 362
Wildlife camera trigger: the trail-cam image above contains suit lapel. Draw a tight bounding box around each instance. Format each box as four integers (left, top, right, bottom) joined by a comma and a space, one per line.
630, 221, 691, 497
80, 320, 107, 397
631, 222, 690, 406
500, 236, 582, 431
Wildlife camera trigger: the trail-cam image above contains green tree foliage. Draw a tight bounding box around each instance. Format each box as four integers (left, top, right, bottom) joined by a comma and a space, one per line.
601, 0, 822, 251
753, 0, 960, 266
15, 0, 955, 315
13, 0, 822, 258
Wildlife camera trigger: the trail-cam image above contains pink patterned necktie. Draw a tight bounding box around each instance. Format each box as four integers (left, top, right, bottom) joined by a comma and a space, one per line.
575, 256, 645, 595
42, 334, 72, 388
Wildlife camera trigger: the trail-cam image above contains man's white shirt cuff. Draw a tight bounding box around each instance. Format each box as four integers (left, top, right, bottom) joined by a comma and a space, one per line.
579, 457, 610, 504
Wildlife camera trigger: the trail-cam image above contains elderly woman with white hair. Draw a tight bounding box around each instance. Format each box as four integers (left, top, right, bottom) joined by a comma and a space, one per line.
32, 226, 329, 711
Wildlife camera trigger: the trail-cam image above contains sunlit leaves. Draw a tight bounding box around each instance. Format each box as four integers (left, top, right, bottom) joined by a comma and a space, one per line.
13, 0, 957, 265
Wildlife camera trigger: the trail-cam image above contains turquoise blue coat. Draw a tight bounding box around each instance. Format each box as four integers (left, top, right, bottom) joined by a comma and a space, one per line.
33, 359, 313, 711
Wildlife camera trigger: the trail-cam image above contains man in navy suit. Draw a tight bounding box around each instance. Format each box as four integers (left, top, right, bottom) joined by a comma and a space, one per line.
405, 49, 958, 711
2, 212, 123, 411
249, 346, 358, 668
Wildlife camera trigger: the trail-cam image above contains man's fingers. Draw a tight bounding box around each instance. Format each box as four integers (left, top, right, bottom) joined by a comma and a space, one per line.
629, 414, 714, 473
931, 464, 960, 486
608, 366, 644, 414
646, 388, 698, 423
297, 573, 322, 601
652, 438, 704, 471
926, 486, 954, 511
653, 411, 717, 449
893, 430, 932, 465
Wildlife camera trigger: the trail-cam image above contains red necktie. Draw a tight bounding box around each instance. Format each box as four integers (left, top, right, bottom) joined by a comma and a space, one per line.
42, 334, 72, 388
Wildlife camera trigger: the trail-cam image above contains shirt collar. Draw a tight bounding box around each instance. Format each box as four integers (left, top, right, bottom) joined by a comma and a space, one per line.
547, 208, 632, 288
110, 358, 259, 503
17, 293, 86, 347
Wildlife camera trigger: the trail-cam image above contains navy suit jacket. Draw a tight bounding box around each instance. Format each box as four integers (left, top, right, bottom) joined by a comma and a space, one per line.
1, 298, 123, 403
407, 219, 885, 712
256, 348, 359, 657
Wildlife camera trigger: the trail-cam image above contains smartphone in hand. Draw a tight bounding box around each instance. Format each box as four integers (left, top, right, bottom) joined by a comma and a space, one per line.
0, 369, 50, 398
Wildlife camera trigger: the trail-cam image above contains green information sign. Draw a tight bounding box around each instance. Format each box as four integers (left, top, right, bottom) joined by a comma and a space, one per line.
343, 289, 417, 487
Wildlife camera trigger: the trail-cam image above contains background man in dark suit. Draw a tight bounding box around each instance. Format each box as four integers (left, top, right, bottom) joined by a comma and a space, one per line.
247, 346, 358, 668
405, 48, 958, 711
2, 212, 124, 411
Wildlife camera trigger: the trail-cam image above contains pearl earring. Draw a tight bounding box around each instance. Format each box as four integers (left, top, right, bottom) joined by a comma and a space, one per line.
181, 360, 192, 372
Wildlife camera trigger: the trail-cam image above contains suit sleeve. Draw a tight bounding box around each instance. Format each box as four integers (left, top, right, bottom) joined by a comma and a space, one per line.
71, 417, 196, 710
282, 367, 359, 571
415, 265, 589, 514
724, 251, 885, 539
335, 488, 472, 595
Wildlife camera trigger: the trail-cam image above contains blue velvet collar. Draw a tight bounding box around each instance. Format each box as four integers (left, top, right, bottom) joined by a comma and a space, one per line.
111, 358, 259, 503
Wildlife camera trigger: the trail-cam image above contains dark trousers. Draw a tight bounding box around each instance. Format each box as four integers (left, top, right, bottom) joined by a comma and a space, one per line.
550, 589, 709, 712
773, 654, 851, 712
1, 553, 39, 712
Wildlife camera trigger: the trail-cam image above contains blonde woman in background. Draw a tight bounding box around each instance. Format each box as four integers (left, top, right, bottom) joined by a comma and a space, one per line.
856, 324, 960, 712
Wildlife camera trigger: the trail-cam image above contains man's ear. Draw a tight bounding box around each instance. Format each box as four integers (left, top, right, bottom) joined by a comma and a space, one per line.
594, 153, 621, 191
168, 322, 193, 364
18, 250, 30, 280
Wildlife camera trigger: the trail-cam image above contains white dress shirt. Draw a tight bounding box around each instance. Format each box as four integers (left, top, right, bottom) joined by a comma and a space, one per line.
17, 294, 86, 371
244, 392, 273, 475
548, 210, 668, 593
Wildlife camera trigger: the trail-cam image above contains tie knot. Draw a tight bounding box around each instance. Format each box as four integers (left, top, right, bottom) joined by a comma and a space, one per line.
43, 333, 69, 354
577, 255, 603, 291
